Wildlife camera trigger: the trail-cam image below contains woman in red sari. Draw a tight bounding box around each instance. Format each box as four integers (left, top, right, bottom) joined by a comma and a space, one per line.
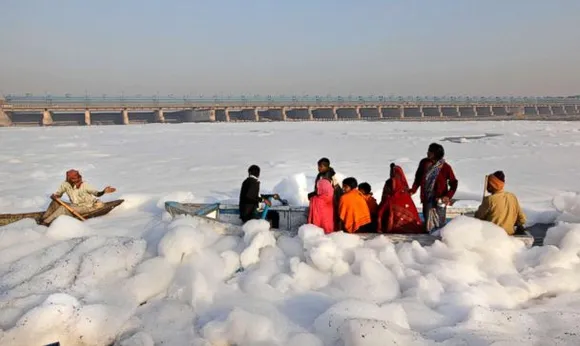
377, 163, 424, 233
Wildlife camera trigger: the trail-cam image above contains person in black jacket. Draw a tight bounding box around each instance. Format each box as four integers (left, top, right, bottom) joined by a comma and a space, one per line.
239, 165, 280, 228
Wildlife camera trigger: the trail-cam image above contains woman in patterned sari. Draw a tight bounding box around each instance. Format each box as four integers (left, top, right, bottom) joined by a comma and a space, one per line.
377, 163, 424, 233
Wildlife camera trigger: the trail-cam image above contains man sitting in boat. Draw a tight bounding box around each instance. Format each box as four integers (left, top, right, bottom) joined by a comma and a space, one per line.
377, 164, 424, 233
307, 157, 342, 231
40, 169, 116, 225
474, 171, 527, 235
338, 177, 372, 233
410, 143, 459, 234
239, 165, 280, 228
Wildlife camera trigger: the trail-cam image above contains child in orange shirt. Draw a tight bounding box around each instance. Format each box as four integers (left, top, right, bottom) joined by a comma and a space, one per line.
339, 178, 372, 233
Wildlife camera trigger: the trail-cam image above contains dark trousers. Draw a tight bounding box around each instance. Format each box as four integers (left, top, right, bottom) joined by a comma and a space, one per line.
357, 222, 376, 233
265, 210, 280, 229
423, 200, 446, 233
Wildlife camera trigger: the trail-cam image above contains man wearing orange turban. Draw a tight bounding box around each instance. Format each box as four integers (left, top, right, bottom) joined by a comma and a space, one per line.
474, 171, 526, 235
40, 169, 117, 225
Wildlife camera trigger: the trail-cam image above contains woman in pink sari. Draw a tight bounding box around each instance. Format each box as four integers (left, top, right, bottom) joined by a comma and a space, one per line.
308, 177, 335, 234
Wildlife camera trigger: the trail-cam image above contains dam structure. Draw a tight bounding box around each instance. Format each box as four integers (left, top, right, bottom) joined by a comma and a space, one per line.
1, 95, 579, 126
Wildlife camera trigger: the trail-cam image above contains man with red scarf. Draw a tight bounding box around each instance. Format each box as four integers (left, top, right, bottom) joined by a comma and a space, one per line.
411, 143, 458, 233
40, 169, 116, 225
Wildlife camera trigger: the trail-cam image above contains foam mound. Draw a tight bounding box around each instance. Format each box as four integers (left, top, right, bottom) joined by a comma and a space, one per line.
1, 213, 580, 345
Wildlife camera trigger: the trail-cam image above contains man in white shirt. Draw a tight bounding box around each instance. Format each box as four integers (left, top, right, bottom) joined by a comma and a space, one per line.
40, 169, 116, 225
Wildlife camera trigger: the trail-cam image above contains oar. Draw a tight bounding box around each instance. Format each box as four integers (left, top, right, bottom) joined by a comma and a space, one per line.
53, 197, 86, 221
482, 175, 489, 200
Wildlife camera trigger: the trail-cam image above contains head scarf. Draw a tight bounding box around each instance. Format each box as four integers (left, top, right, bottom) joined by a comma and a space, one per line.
389, 163, 410, 193
66, 169, 83, 188
487, 173, 505, 193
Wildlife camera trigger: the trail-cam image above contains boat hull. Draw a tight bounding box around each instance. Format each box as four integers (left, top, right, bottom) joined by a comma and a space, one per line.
0, 200, 125, 227
164, 201, 534, 247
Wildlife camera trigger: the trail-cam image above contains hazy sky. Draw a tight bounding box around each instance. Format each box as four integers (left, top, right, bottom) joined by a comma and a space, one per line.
1, 0, 579, 97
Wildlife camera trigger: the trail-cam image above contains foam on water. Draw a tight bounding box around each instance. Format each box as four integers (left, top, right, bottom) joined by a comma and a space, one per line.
2, 122, 580, 345
1, 211, 579, 345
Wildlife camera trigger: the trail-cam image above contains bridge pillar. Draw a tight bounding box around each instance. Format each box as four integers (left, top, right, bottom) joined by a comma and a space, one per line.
155, 109, 165, 123
489, 106, 495, 116
456, 106, 460, 116
121, 109, 129, 125
377, 106, 383, 119
254, 108, 259, 121
332, 107, 338, 120
472, 106, 478, 117
84, 110, 91, 125
438, 106, 443, 117
308, 107, 314, 121
281, 107, 287, 121
355, 106, 361, 119
504, 106, 510, 115
534, 105, 539, 116
399, 107, 404, 118
209, 109, 216, 122
575, 105, 579, 114
419, 106, 425, 117
224, 108, 231, 122
549, 106, 554, 116
42, 109, 53, 126
0, 108, 12, 126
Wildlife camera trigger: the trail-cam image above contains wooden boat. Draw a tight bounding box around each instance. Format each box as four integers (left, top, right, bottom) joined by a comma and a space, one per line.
165, 201, 535, 247
0, 200, 125, 227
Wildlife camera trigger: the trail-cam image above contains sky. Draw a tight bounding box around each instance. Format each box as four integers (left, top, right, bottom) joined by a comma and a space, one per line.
1, 0, 579, 97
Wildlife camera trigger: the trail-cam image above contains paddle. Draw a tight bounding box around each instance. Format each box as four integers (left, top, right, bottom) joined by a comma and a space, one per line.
482, 175, 489, 200
52, 196, 86, 221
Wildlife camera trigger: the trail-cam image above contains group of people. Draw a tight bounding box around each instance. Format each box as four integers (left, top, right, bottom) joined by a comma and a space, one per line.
240, 142, 527, 236
304, 143, 459, 234
39, 142, 526, 237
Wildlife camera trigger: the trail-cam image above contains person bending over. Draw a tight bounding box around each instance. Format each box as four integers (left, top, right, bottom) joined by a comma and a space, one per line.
239, 164, 280, 228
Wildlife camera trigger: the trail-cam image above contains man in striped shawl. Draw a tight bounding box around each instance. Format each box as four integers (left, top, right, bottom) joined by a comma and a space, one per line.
411, 143, 459, 233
